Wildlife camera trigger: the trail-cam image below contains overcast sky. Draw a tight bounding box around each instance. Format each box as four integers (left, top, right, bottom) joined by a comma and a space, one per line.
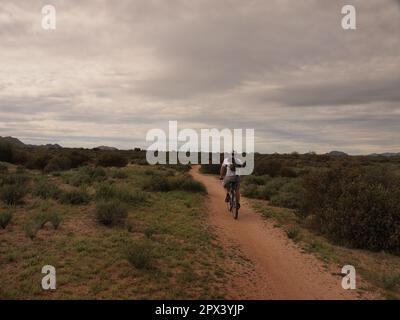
0, 0, 399, 154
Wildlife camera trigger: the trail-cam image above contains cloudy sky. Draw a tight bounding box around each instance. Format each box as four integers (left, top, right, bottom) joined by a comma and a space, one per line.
0, 0, 399, 154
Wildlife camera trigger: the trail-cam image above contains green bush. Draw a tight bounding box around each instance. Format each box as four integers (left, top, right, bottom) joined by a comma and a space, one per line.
25, 212, 62, 238
96, 183, 147, 205
301, 166, 400, 252
33, 179, 61, 199
0, 173, 30, 186
111, 170, 128, 179
95, 200, 128, 226
25, 151, 52, 170
44, 156, 71, 173
47, 212, 62, 229
144, 174, 206, 193
0, 211, 12, 229
0, 184, 26, 205
24, 220, 39, 239
97, 153, 128, 167
242, 184, 260, 198
0, 141, 13, 163
126, 240, 154, 269
254, 159, 282, 177
60, 188, 90, 205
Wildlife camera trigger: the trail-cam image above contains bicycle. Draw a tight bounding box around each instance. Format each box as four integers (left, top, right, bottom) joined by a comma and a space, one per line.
226, 179, 240, 220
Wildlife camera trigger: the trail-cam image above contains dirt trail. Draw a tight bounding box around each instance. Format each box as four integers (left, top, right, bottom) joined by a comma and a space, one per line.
191, 166, 361, 300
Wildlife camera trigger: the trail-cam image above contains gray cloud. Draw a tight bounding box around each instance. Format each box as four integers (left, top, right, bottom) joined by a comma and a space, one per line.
0, 0, 399, 153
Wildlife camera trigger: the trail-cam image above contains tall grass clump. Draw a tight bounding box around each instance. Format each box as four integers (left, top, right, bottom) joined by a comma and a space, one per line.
60, 188, 90, 205
95, 200, 128, 226
126, 240, 154, 269
0, 184, 26, 205
0, 211, 12, 229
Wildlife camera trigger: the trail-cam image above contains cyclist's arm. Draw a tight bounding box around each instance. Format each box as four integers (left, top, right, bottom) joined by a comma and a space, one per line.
220, 164, 227, 179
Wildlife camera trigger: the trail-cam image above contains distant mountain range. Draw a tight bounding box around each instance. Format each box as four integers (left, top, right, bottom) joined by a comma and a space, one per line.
368, 152, 400, 157
0, 136, 62, 149
1, 136, 399, 156
0, 136, 121, 151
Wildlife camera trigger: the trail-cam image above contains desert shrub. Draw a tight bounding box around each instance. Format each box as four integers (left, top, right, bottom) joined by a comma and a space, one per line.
47, 212, 62, 229
11, 148, 28, 165
97, 153, 128, 167
301, 166, 400, 252
67, 150, 90, 168
44, 156, 71, 173
68, 166, 106, 186
200, 164, 221, 175
25, 151, 52, 170
96, 183, 147, 205
33, 179, 61, 199
269, 179, 303, 209
24, 220, 39, 239
126, 240, 154, 269
0, 173, 30, 186
60, 188, 90, 205
0, 141, 13, 163
243, 175, 269, 185
242, 184, 260, 198
25, 212, 62, 237
280, 167, 298, 178
143, 174, 206, 193
95, 200, 128, 226
33, 212, 50, 229
0, 184, 26, 205
260, 177, 291, 199
0, 211, 12, 229
111, 170, 128, 179
254, 159, 282, 177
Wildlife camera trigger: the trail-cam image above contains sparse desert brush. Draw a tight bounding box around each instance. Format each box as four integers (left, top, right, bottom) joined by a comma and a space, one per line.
24, 220, 40, 240
0, 184, 27, 205
126, 240, 154, 269
97, 152, 128, 168
0, 172, 30, 186
301, 165, 400, 252
69, 166, 107, 186
95, 200, 128, 226
60, 188, 90, 205
24, 211, 62, 239
143, 174, 206, 193
44, 155, 71, 173
243, 175, 269, 186
96, 183, 147, 206
111, 169, 128, 179
0, 211, 13, 229
33, 179, 61, 200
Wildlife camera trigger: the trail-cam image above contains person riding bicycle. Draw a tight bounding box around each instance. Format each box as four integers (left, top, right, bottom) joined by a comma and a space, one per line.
219, 151, 246, 209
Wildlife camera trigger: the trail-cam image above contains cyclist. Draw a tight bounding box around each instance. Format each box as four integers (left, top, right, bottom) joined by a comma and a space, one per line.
219, 151, 246, 208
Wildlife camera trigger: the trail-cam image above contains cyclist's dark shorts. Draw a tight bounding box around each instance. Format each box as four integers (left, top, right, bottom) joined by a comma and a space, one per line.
223, 175, 240, 188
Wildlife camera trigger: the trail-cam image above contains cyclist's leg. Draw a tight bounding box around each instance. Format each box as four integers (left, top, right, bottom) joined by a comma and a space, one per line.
223, 177, 230, 202
235, 177, 241, 207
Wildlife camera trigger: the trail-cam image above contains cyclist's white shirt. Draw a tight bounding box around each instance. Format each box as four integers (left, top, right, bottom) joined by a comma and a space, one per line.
222, 157, 243, 176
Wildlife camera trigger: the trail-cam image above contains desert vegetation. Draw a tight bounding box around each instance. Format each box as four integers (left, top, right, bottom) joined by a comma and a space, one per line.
0, 142, 224, 299
202, 152, 400, 298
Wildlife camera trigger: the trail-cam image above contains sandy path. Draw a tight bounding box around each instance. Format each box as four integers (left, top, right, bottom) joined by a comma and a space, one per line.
191, 166, 361, 300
